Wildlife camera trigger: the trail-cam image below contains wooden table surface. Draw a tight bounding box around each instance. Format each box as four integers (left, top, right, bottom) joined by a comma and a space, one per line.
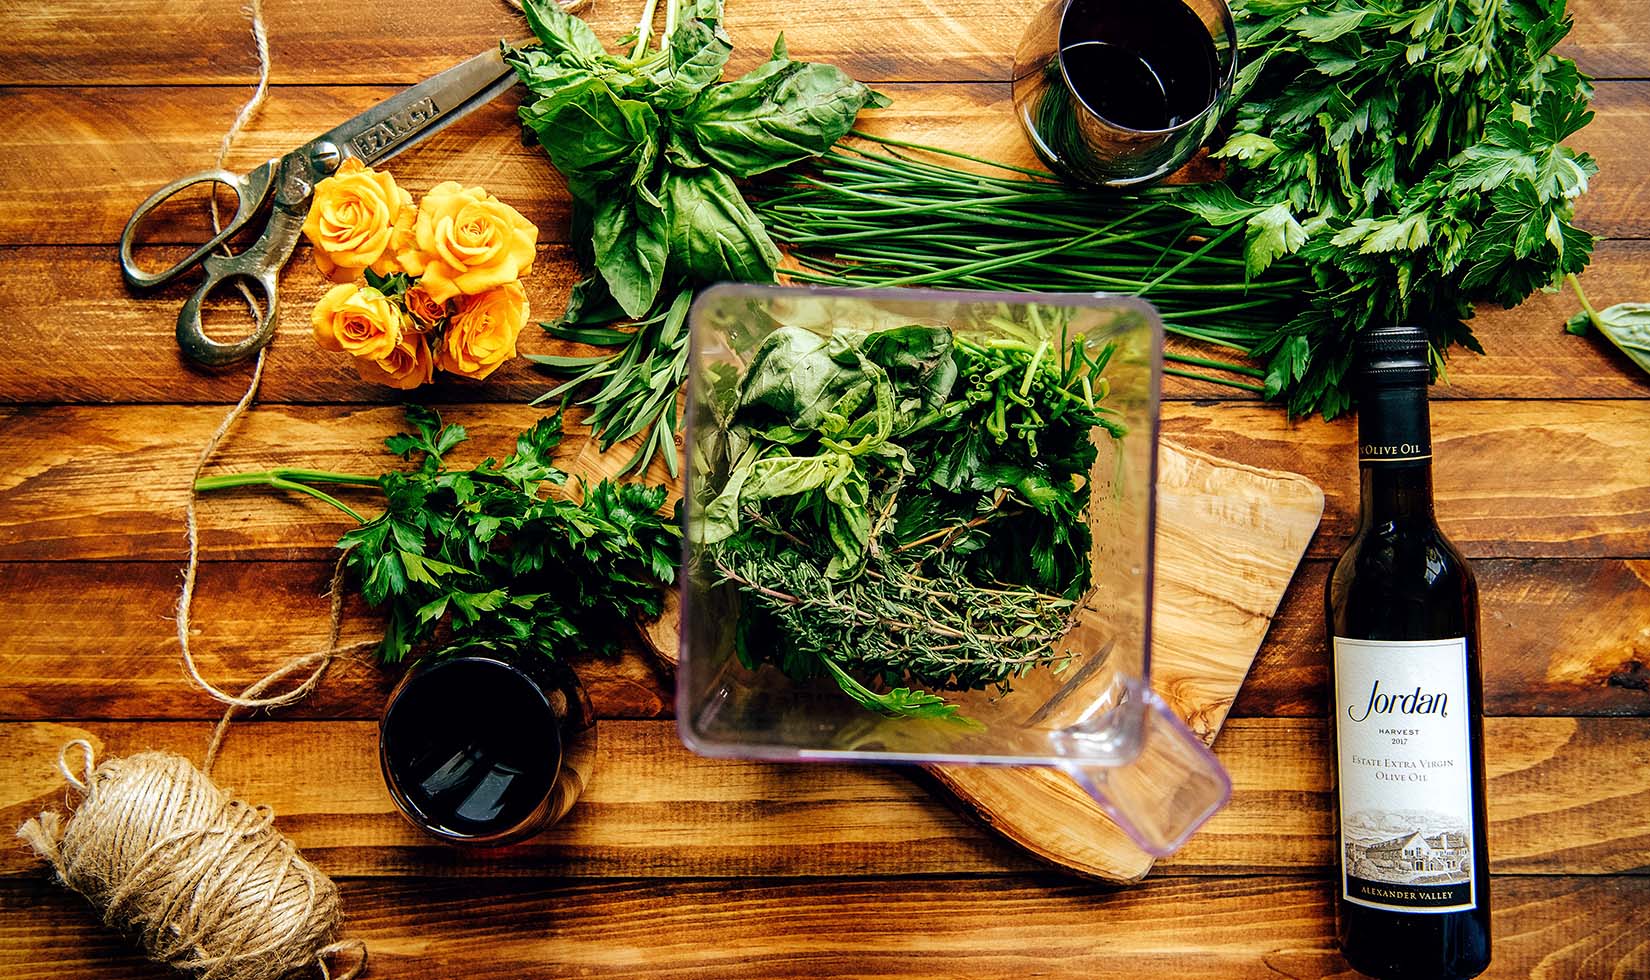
1, 1, 1648, 977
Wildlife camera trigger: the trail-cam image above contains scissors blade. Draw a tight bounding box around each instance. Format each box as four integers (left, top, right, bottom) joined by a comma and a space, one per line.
307, 48, 518, 173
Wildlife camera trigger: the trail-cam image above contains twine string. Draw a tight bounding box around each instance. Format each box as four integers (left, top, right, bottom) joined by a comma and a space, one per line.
19, 747, 365, 980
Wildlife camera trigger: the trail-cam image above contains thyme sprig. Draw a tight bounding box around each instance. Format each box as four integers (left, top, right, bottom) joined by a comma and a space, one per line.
714, 548, 1077, 694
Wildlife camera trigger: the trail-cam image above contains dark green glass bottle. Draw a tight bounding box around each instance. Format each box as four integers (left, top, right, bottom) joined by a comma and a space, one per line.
1325, 325, 1491, 979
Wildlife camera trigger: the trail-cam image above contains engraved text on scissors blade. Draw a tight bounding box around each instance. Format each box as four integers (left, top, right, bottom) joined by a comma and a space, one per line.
350, 97, 441, 160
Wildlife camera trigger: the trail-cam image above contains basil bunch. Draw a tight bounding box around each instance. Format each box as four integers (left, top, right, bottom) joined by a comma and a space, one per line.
506, 0, 889, 320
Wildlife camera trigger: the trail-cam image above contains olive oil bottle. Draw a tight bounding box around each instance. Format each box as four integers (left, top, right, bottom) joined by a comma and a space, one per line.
1325, 325, 1491, 978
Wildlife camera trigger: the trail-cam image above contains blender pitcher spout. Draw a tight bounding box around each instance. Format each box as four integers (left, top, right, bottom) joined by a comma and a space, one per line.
1055, 688, 1231, 856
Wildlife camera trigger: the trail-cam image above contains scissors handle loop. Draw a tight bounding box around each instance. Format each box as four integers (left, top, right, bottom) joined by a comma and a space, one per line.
118, 163, 277, 291
175, 205, 307, 367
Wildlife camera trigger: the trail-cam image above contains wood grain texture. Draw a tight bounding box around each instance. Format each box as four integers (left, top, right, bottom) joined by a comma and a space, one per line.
0, 80, 1643, 247
1, 873, 1645, 980
0, 717, 1646, 879
4, 558, 1646, 723
1235, 558, 1650, 720
0, 0, 1642, 86
0, 560, 671, 722
7, 241, 1648, 406
928, 443, 1322, 882
2, 400, 1645, 563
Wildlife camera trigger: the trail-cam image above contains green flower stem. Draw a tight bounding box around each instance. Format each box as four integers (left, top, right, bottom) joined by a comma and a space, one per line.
194, 468, 380, 524
1566, 272, 1605, 331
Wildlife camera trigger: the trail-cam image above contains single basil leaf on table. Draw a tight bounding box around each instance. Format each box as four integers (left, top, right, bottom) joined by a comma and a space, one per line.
593, 190, 670, 318
687, 57, 891, 177
1566, 302, 1650, 376
664, 168, 781, 284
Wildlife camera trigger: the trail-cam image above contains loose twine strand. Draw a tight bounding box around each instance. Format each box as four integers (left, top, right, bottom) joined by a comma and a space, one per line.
17, 4, 365, 978
24, 4, 604, 975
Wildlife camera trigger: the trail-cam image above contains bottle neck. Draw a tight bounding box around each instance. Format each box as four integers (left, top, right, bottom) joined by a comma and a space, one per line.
1357, 383, 1435, 527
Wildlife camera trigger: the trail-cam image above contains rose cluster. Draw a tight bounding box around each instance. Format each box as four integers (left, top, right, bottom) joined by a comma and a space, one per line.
300, 160, 540, 388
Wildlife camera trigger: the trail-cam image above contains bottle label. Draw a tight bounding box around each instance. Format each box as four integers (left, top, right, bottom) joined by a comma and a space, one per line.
1333, 637, 1477, 913
1358, 387, 1431, 465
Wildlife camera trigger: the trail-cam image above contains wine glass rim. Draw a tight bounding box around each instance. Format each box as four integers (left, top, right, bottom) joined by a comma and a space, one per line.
1055, 0, 1238, 136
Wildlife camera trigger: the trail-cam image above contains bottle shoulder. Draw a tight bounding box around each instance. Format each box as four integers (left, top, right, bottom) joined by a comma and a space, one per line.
1327, 521, 1478, 640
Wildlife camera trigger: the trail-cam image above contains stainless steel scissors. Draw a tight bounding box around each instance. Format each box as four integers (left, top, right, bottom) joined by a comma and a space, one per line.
119, 48, 518, 366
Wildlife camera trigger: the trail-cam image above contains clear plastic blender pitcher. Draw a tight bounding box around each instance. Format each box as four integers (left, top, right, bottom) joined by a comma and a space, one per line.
675, 284, 1230, 855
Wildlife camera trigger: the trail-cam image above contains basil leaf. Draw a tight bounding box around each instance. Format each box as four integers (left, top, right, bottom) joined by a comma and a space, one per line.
859, 325, 958, 419
518, 0, 607, 63
688, 58, 890, 177
1568, 302, 1650, 376
654, 17, 733, 111
518, 77, 659, 194
593, 193, 670, 319
664, 127, 713, 170
664, 169, 781, 284
552, 275, 626, 332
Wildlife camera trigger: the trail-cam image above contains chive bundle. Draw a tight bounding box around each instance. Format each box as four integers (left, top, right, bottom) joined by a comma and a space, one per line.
754, 133, 1308, 392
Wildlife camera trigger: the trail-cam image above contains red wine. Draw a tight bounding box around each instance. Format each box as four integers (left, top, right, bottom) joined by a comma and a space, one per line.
380, 656, 562, 843
1326, 326, 1491, 978
1058, 0, 1218, 131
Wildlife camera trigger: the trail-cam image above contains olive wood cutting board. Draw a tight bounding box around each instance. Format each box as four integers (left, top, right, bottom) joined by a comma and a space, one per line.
640, 440, 1324, 882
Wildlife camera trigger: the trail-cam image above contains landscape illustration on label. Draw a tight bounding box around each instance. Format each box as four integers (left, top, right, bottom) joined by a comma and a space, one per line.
1343, 808, 1472, 888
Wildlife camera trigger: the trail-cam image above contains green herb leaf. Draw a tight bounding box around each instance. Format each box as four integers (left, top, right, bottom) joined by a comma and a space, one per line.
664, 168, 781, 283
593, 190, 670, 317
1568, 302, 1650, 376
688, 58, 888, 177
1244, 202, 1307, 277
517, 0, 607, 63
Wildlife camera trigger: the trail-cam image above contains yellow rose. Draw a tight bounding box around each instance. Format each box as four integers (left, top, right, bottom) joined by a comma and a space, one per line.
354, 333, 434, 390
312, 283, 402, 362
398, 182, 538, 303
301, 159, 414, 283
435, 281, 529, 380
403, 282, 449, 333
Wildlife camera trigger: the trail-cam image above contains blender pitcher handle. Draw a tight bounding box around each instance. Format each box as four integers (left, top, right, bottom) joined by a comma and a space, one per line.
1057, 690, 1232, 856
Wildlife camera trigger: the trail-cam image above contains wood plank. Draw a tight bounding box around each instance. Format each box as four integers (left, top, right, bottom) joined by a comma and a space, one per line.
4, 240, 1647, 406
0, 562, 670, 722
1163, 399, 1650, 560
2, 400, 1645, 563
1, 717, 1645, 878
3, 557, 1645, 722
1234, 558, 1650, 720
2, 874, 1648, 980
0, 0, 1642, 87
1, 80, 1643, 248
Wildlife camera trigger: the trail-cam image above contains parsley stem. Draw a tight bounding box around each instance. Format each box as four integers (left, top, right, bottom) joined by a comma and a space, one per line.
195, 468, 379, 524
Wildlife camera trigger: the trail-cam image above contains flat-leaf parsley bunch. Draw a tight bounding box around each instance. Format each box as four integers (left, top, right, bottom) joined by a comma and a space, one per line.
195, 406, 680, 664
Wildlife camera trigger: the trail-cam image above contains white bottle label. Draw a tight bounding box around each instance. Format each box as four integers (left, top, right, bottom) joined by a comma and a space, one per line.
1333, 636, 1477, 914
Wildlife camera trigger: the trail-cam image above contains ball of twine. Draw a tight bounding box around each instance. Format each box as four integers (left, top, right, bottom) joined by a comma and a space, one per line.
18, 741, 365, 980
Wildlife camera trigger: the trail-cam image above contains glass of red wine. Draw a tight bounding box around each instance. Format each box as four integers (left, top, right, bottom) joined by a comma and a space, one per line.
1012, 0, 1236, 187
379, 653, 595, 846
